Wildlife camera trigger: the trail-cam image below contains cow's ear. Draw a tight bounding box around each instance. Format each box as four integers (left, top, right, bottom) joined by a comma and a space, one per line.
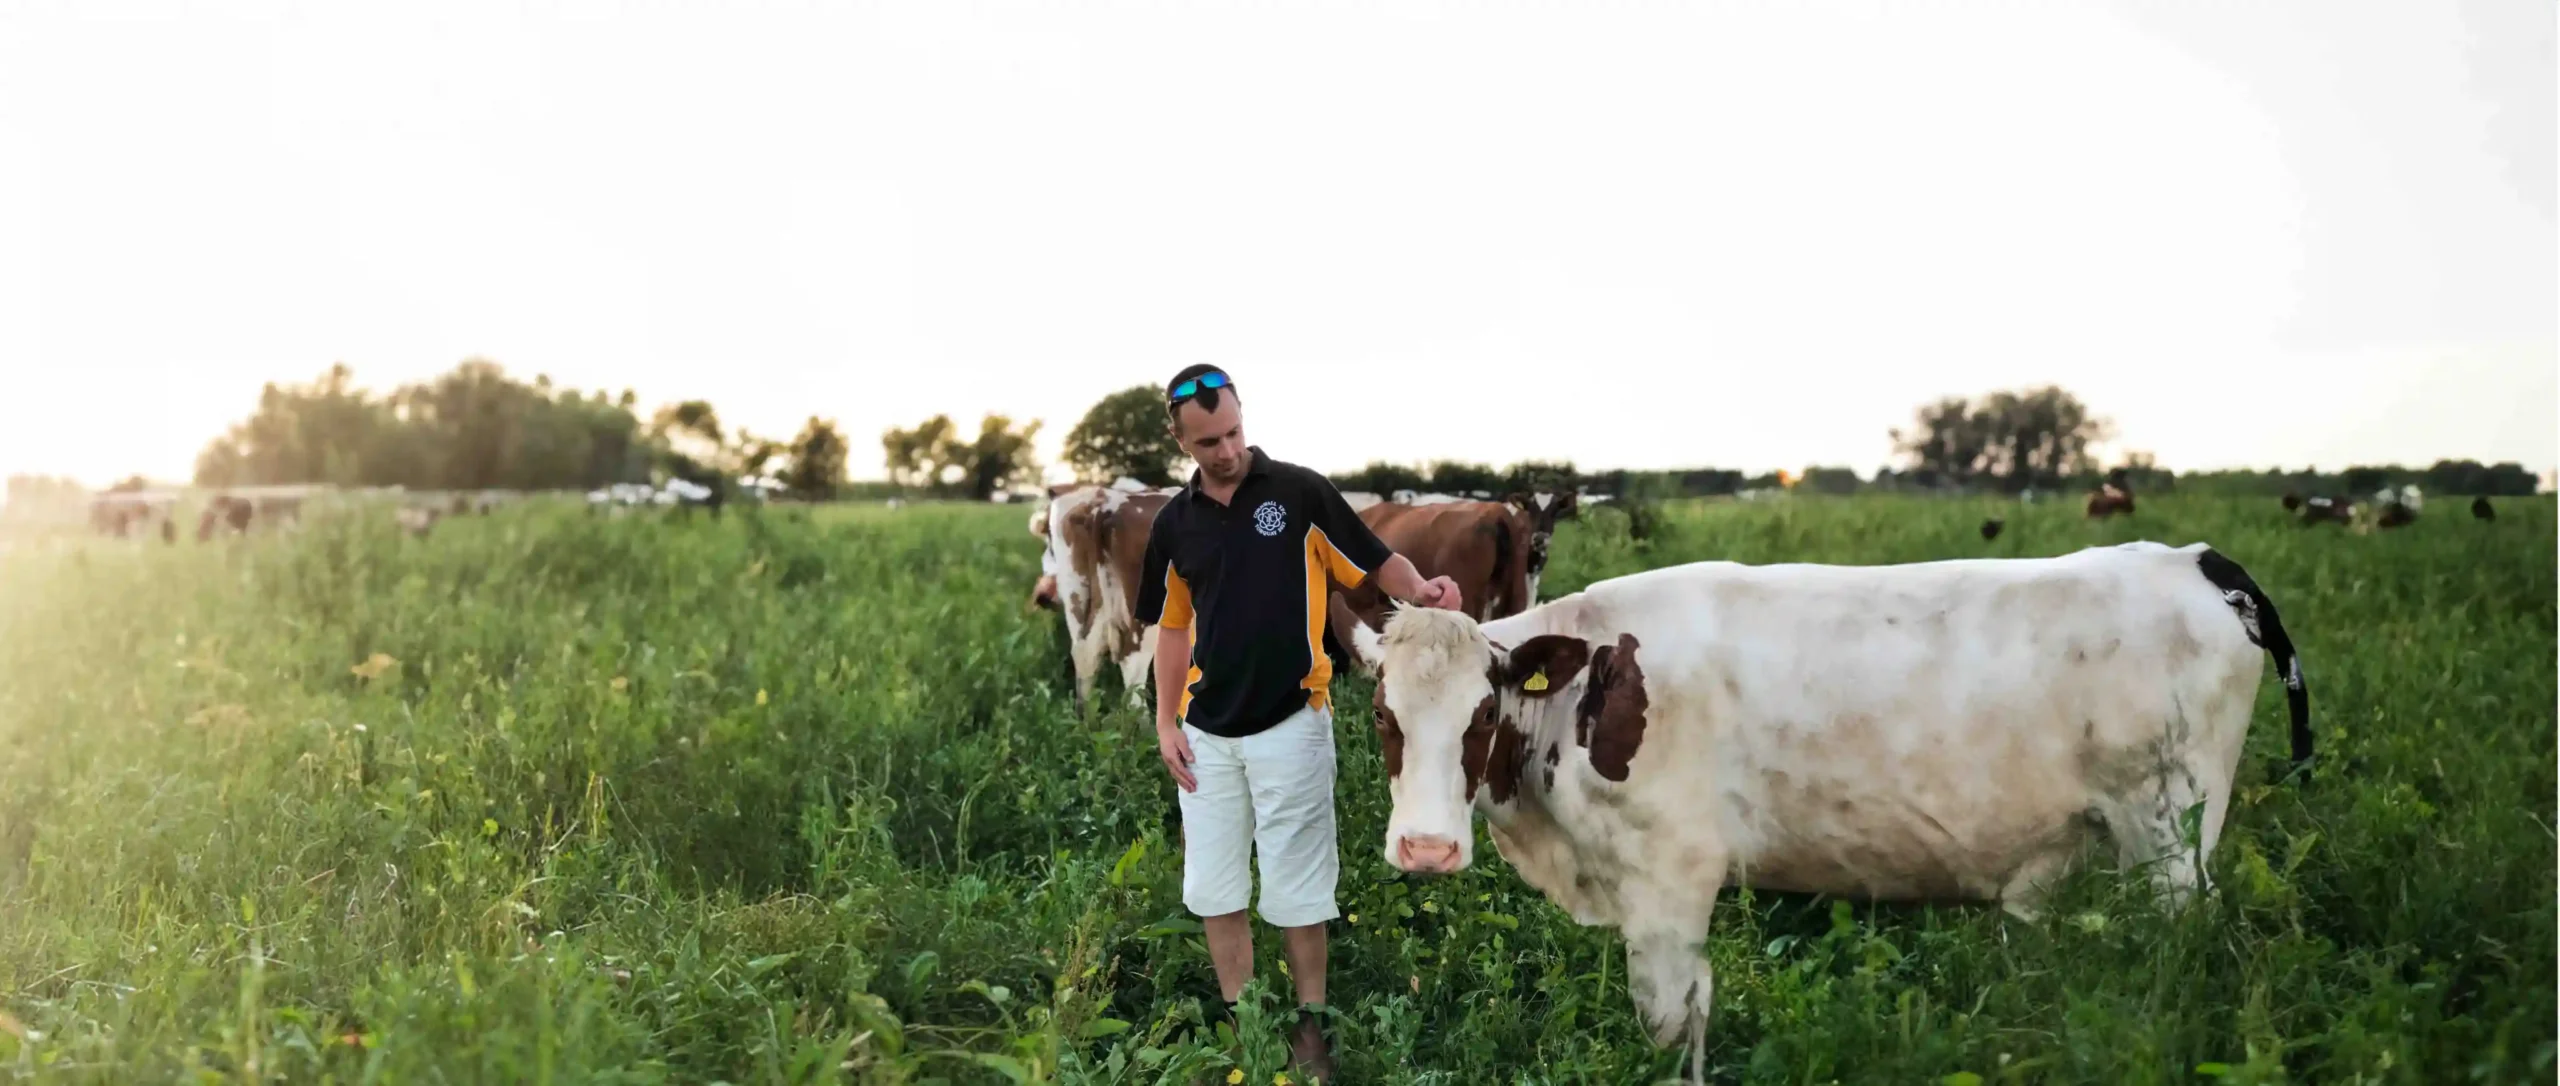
1501, 634, 1589, 697
1331, 593, 1385, 676
1553, 491, 1579, 518
1504, 491, 1535, 512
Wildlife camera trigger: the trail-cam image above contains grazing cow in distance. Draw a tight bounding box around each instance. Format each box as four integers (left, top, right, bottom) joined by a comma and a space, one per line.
2296, 495, 2355, 526
2281, 492, 2305, 513
397, 506, 442, 538
198, 496, 254, 541
1335, 540, 2311, 1084
2084, 483, 2135, 519
2366, 485, 2422, 531
1979, 518, 2004, 541
2472, 496, 2496, 521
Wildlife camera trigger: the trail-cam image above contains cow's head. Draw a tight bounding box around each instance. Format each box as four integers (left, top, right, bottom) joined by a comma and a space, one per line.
1505, 491, 1580, 574
1344, 605, 1648, 876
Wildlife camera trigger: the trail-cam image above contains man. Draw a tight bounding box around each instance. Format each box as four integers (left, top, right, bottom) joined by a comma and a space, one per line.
1135, 364, 1462, 1080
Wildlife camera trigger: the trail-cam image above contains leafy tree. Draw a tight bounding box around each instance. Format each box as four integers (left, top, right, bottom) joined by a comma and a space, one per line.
191, 359, 662, 492
1891, 386, 2109, 492
958, 415, 1043, 501
780, 417, 849, 499
1505, 461, 1581, 495
1063, 385, 1185, 486
880, 413, 1043, 499
881, 415, 960, 490
1426, 461, 1503, 494
1800, 466, 1863, 495
1334, 462, 1426, 494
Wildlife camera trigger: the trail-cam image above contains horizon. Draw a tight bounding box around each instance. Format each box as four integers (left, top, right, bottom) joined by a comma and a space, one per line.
6, 2, 2552, 489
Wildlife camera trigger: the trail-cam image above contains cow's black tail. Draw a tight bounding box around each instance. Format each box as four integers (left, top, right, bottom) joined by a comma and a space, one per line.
2195, 549, 2313, 780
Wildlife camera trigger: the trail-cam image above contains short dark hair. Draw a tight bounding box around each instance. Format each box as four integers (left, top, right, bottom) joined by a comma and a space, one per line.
1165, 364, 1238, 421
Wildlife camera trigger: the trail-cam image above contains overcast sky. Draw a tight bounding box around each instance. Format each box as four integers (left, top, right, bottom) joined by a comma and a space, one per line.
3, 0, 2551, 487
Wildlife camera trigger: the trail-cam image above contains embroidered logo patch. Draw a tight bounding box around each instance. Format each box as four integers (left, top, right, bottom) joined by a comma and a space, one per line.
1252, 500, 1287, 537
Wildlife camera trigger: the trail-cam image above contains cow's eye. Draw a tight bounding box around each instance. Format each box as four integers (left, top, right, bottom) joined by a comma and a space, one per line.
1376, 705, 1402, 742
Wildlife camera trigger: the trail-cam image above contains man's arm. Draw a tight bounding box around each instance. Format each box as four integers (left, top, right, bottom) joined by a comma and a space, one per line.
1370, 552, 1458, 611
1154, 624, 1190, 732
1134, 518, 1199, 791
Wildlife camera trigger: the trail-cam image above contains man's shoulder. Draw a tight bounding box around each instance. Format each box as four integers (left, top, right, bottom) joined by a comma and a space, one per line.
1262, 457, 1339, 495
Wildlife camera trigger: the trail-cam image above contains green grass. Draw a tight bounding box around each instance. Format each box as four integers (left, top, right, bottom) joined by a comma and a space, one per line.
1, 495, 2550, 1084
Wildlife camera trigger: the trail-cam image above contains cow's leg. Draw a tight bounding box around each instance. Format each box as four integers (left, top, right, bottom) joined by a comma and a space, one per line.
1623, 897, 1717, 1085
1068, 626, 1106, 715
1119, 627, 1157, 710
2095, 754, 2232, 911
1996, 836, 2087, 923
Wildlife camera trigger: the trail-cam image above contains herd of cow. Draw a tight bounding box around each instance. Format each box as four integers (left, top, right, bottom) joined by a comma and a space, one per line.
88, 493, 302, 543
1017, 474, 2385, 1082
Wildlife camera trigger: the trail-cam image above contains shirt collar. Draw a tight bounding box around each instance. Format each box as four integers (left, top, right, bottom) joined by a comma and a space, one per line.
1186, 446, 1272, 497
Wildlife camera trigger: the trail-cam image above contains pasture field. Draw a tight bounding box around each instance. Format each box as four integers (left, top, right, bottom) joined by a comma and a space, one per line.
1, 494, 2551, 1084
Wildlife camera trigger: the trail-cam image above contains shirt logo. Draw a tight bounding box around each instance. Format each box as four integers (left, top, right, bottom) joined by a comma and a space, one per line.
1252, 500, 1287, 537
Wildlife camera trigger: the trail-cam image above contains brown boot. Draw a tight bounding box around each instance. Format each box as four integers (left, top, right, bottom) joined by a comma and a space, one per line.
1287, 1009, 1336, 1084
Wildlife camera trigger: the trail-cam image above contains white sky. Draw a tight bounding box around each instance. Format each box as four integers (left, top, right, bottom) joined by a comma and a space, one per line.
2, 0, 2552, 487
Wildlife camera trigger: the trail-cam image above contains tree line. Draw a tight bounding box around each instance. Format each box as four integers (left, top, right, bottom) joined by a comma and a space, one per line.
183, 361, 859, 499
38, 363, 2533, 505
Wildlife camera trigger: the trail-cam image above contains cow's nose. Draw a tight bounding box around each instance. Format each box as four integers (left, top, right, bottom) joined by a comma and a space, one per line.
1395, 835, 1462, 874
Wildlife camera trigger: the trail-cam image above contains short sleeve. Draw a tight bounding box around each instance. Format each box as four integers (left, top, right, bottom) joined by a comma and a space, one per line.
1305, 470, 1393, 585
1135, 512, 1192, 629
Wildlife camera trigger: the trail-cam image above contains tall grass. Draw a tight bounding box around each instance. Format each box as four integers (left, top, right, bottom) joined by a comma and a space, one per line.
1, 495, 2550, 1083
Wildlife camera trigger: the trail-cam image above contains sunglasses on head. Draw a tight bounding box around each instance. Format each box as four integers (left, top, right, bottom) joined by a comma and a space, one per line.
1168, 371, 1231, 403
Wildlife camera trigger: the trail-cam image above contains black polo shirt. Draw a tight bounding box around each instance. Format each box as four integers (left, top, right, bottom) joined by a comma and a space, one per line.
1137, 447, 1395, 738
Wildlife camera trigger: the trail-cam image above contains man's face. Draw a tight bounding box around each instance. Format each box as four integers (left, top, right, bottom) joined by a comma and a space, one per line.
1171, 394, 1249, 486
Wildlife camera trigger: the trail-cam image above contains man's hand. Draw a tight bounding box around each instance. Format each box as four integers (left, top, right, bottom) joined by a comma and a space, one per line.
1374, 554, 1466, 615
1156, 724, 1198, 792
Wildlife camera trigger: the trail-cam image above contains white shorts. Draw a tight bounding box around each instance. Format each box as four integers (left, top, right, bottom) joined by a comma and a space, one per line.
1177, 704, 1340, 928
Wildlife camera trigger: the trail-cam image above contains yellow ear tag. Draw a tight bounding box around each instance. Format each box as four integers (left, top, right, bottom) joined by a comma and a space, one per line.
1523, 671, 1549, 692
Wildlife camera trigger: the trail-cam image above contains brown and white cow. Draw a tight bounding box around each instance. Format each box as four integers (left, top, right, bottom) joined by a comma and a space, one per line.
2084, 482, 2135, 519
1328, 491, 1578, 648
1334, 541, 2311, 1083
1029, 481, 1179, 709
2295, 495, 2356, 526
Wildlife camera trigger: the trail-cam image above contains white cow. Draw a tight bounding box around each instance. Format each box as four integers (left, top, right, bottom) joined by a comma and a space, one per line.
1335, 541, 2310, 1083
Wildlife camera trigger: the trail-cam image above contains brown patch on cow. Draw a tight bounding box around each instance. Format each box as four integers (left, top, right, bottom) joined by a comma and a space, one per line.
1502, 635, 1590, 697
1485, 716, 1531, 804
1574, 634, 1650, 782
1458, 695, 1499, 800
1377, 703, 1404, 779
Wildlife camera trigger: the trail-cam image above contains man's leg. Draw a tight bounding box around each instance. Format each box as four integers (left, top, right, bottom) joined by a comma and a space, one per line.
1239, 706, 1342, 1078
1203, 912, 1253, 1003
1176, 724, 1256, 1003
1281, 923, 1327, 1006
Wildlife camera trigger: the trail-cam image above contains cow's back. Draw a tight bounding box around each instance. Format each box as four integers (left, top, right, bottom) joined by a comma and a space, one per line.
1353, 500, 1534, 621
